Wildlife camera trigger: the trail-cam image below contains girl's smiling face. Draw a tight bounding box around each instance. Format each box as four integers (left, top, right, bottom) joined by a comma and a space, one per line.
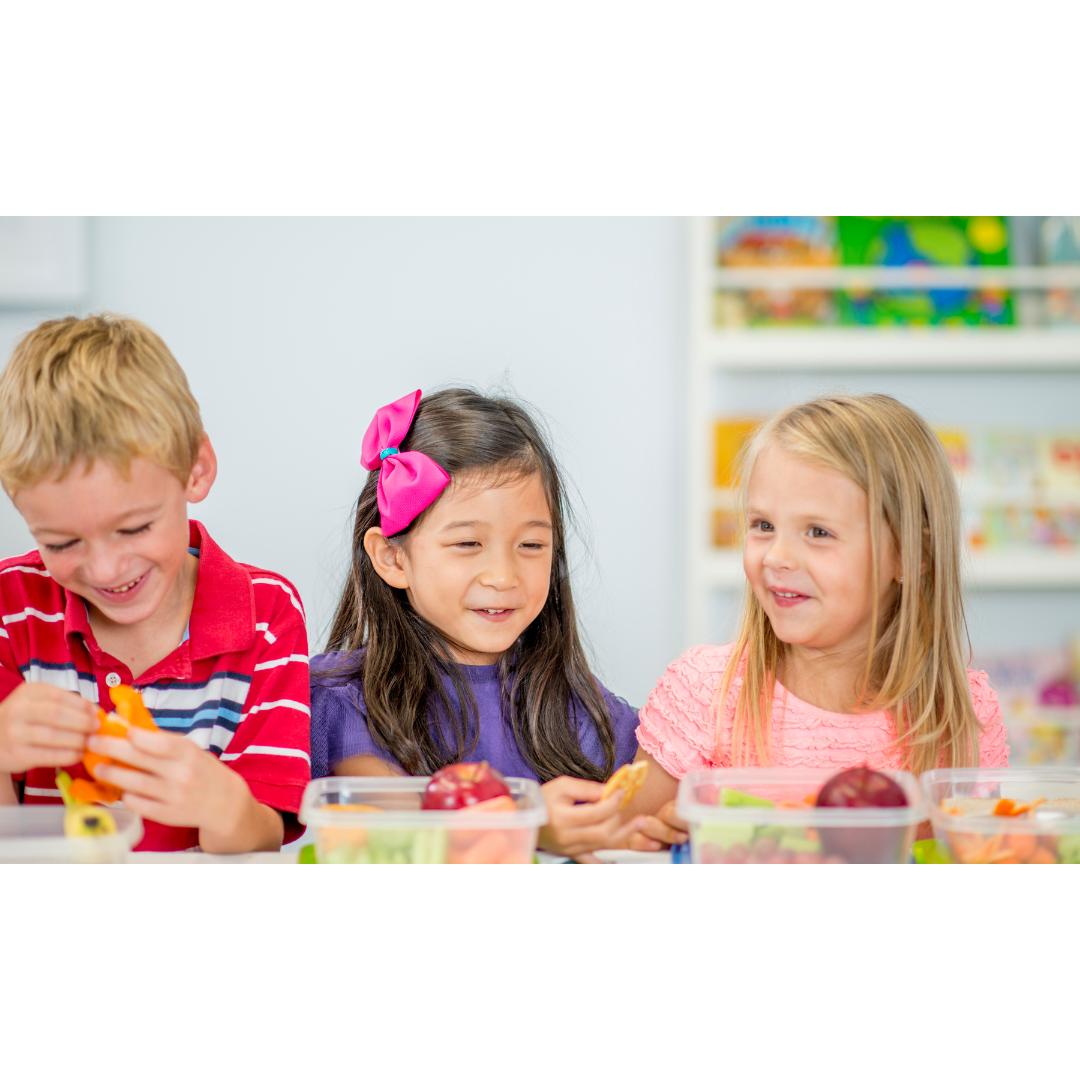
743, 444, 900, 658
364, 471, 554, 664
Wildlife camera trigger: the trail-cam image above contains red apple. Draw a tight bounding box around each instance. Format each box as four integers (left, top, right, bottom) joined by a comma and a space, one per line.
815, 767, 908, 809
421, 761, 511, 810
815, 767, 909, 864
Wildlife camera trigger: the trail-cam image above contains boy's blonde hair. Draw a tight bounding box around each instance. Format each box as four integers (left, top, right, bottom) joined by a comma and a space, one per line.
719, 393, 980, 776
0, 314, 204, 495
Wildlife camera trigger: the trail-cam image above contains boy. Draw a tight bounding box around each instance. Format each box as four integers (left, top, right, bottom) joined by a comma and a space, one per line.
0, 315, 310, 852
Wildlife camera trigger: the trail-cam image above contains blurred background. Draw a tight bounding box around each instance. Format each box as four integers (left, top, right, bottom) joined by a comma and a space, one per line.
1, 216, 1078, 761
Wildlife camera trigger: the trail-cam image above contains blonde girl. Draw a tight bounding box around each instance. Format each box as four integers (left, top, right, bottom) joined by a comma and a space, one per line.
622, 393, 1008, 849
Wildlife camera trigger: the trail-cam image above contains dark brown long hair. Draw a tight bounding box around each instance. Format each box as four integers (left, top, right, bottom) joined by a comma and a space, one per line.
323, 388, 616, 782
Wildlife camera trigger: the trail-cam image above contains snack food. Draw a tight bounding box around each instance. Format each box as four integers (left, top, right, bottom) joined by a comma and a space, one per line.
815, 766, 908, 809
600, 761, 649, 807
78, 684, 158, 804
55, 770, 117, 838
299, 774, 548, 864
936, 793, 1080, 863
814, 766, 910, 862
421, 761, 511, 810
678, 767, 925, 864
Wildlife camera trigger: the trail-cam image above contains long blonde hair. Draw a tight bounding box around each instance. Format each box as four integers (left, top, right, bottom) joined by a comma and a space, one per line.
717, 393, 979, 775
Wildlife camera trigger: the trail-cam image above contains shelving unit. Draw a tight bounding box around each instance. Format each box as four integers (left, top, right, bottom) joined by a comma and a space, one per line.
699, 549, 1080, 591
685, 216, 1080, 646
702, 328, 1080, 370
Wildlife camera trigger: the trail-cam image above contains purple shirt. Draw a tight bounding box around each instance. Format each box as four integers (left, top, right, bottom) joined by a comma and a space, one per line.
309, 651, 640, 781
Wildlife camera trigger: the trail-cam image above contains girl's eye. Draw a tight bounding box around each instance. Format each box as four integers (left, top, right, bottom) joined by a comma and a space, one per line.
751, 519, 773, 533
44, 540, 77, 553
119, 523, 151, 537
455, 541, 481, 549
520, 542, 545, 551
809, 526, 831, 539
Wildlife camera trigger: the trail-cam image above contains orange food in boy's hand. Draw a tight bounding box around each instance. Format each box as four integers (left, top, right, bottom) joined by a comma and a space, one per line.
80, 684, 158, 803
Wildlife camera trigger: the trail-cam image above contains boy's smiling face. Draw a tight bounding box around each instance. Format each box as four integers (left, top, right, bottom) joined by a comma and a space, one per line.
13, 443, 215, 629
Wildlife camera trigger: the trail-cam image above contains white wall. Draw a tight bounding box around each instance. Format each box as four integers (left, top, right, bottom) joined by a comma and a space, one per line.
0, 218, 686, 708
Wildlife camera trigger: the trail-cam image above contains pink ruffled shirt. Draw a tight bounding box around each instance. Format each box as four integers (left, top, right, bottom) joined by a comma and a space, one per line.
636, 643, 1010, 777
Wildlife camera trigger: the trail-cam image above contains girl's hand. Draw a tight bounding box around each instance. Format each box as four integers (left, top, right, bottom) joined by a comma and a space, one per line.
88, 725, 283, 853
538, 776, 648, 857
625, 799, 689, 851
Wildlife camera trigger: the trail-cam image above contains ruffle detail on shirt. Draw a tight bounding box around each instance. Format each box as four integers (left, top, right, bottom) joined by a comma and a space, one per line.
969, 668, 1010, 766
636, 644, 737, 778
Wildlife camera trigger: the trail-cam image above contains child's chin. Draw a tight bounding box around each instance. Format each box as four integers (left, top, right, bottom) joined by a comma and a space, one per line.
765, 616, 814, 644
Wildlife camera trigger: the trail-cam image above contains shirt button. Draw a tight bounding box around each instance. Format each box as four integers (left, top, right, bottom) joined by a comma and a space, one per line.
105, 672, 121, 688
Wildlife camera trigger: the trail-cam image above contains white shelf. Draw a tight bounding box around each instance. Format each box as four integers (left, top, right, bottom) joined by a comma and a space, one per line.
963, 552, 1080, 589
712, 266, 1080, 289
704, 328, 1080, 370
700, 550, 1080, 591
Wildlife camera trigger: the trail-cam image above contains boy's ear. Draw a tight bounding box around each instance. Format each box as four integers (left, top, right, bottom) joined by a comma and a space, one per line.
364, 528, 409, 590
186, 434, 218, 504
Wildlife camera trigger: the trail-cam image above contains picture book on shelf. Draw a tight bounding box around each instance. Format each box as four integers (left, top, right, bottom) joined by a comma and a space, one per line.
933, 424, 1080, 552
713, 217, 836, 328
836, 216, 1014, 327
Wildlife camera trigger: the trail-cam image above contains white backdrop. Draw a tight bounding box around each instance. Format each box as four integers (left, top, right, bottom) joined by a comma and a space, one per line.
0, 218, 686, 708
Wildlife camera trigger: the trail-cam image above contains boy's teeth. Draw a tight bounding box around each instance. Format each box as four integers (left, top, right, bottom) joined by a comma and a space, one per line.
105, 576, 143, 594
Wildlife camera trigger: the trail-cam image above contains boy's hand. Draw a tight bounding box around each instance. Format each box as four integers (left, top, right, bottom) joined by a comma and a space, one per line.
88, 726, 283, 852
538, 776, 648, 857
0, 683, 99, 773
625, 799, 689, 852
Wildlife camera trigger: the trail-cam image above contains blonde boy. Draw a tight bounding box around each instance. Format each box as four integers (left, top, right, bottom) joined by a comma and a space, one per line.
0, 315, 310, 852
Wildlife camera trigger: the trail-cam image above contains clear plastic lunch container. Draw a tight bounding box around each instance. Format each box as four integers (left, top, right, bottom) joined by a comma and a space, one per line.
922, 767, 1080, 864
676, 768, 927, 864
299, 776, 548, 864
0, 805, 143, 863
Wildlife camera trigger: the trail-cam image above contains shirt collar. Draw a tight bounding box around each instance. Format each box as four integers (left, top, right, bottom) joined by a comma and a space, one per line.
186, 519, 256, 659
63, 519, 256, 661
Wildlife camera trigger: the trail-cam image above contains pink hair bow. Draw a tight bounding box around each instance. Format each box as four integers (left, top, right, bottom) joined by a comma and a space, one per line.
361, 389, 450, 536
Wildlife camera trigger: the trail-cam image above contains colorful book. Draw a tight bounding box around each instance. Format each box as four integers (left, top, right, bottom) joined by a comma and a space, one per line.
836, 217, 1014, 327
714, 217, 837, 327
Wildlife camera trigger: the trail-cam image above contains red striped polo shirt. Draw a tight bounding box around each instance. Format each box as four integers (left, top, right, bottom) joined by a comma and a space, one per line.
0, 519, 311, 851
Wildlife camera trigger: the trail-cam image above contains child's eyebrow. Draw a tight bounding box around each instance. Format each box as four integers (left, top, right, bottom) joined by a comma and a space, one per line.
33, 504, 164, 535
114, 504, 163, 520
746, 504, 843, 525
440, 519, 553, 531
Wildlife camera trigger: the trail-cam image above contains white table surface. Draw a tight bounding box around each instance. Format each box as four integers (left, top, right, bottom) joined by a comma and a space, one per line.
126, 848, 673, 864
126, 850, 299, 863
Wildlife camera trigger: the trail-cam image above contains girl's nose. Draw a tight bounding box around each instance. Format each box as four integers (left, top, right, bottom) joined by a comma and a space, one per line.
478, 548, 515, 590
761, 532, 796, 571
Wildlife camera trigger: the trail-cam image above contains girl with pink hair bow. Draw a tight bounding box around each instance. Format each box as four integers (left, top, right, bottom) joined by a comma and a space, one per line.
310, 388, 648, 858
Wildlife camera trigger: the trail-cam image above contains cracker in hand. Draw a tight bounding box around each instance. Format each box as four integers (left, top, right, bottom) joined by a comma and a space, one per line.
600, 760, 649, 807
